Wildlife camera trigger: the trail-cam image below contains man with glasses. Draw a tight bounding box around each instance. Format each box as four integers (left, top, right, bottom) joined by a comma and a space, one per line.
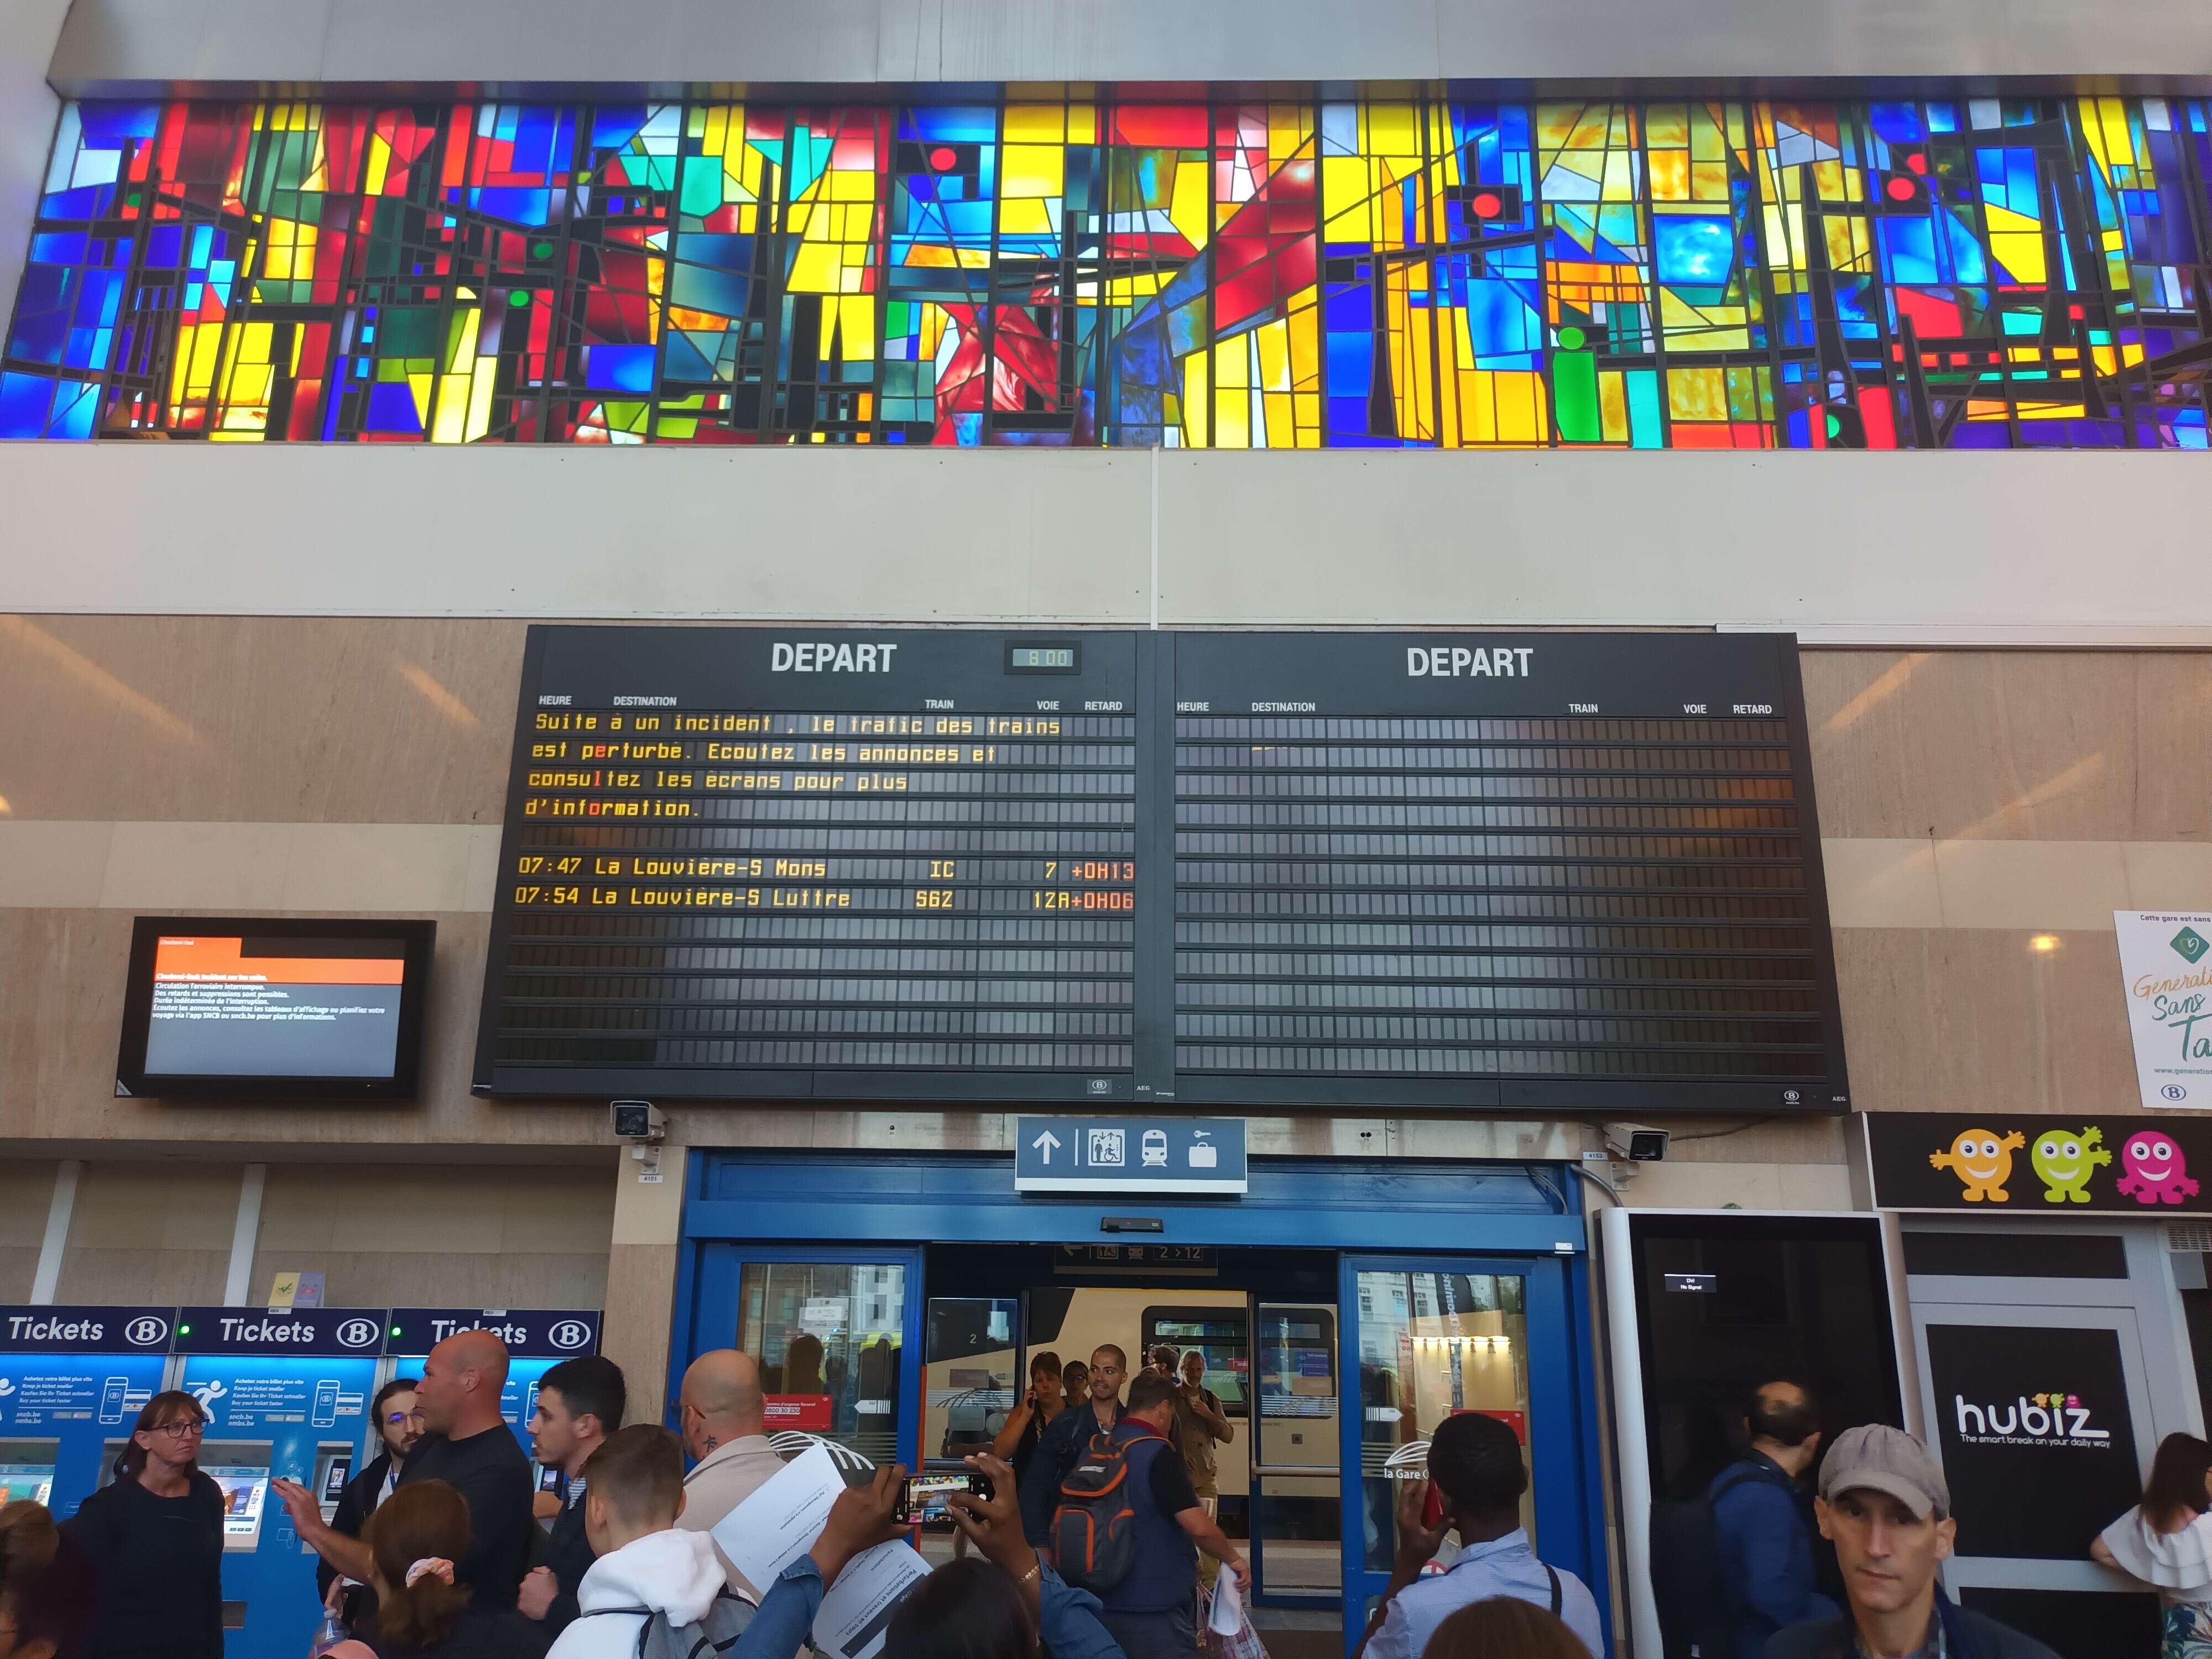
315, 1376, 421, 1623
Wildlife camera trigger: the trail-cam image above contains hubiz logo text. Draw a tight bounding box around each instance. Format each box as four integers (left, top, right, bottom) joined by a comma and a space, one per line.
1953, 1391, 2110, 1446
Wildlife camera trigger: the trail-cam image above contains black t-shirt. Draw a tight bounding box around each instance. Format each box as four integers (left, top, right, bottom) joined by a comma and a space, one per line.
1146, 1436, 1201, 1518
398, 1427, 535, 1610
65, 1470, 226, 1659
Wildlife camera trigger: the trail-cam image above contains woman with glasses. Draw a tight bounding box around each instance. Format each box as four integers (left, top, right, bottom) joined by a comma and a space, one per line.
64, 1391, 223, 1659
319, 1379, 422, 1625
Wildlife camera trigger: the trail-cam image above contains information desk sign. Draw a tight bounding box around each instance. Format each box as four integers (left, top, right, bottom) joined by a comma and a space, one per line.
1016, 1117, 1248, 1193
0, 1306, 171, 1521
474, 627, 1847, 1117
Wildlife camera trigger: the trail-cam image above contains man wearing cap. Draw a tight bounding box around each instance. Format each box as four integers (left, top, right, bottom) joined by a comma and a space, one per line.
1765, 1425, 2059, 1659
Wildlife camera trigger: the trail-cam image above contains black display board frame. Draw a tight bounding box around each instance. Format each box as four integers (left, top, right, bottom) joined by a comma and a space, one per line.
116, 915, 436, 1101
473, 627, 1850, 1115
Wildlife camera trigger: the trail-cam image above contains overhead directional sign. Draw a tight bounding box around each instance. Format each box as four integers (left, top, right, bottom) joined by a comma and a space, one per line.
1015, 1118, 1248, 1194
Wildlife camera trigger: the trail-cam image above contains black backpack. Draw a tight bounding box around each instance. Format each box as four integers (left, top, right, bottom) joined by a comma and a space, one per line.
1649, 1464, 1785, 1659
1051, 1429, 1166, 1593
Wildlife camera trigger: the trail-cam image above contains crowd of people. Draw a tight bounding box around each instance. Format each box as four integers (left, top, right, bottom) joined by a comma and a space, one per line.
0, 1338, 2203, 1659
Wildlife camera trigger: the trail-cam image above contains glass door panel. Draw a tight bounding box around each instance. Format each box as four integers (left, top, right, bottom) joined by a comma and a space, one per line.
1345, 1265, 1535, 1638
737, 1260, 907, 1467
1253, 1301, 1342, 1599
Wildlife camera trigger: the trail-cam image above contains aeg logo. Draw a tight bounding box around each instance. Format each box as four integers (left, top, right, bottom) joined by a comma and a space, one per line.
1953, 1392, 2110, 1446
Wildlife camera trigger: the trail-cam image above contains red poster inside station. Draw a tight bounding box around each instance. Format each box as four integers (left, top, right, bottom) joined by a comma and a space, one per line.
763, 1395, 833, 1431
155, 935, 405, 985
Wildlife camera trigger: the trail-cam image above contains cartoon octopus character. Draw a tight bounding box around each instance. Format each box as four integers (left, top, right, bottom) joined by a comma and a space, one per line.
2030, 1127, 2111, 1204
2116, 1133, 2201, 1206
1930, 1128, 2026, 1202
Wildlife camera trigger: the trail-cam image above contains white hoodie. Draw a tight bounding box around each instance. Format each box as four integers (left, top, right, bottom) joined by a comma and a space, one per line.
545, 1527, 734, 1659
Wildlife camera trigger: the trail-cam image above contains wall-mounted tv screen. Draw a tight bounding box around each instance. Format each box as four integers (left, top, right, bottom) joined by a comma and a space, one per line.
116, 918, 435, 1100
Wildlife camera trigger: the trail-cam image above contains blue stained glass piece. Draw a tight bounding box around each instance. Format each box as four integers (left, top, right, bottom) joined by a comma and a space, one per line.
8, 268, 70, 364
471, 187, 553, 226
909, 106, 995, 143
670, 261, 749, 317
77, 102, 160, 143
365, 382, 424, 434
46, 377, 98, 438
31, 232, 86, 265
1883, 218, 1939, 286
1868, 103, 1924, 143
660, 332, 716, 380
1940, 210, 1987, 284
1654, 215, 1734, 285
0, 372, 57, 437
1321, 103, 1359, 158
586, 344, 657, 393
591, 106, 646, 150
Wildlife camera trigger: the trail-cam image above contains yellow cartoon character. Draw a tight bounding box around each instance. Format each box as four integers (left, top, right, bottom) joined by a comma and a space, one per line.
1931, 1128, 2027, 1202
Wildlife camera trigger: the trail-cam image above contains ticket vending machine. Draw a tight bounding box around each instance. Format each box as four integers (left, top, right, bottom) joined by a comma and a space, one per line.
175, 1307, 384, 1656
0, 1305, 174, 1520
384, 1307, 604, 1483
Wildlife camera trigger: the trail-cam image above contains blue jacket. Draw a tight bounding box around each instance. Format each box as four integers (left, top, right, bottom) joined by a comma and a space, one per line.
1709, 1455, 1838, 1659
741, 1555, 1124, 1659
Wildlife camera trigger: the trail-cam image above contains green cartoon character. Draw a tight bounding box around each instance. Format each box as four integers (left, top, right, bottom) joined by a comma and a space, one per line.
2031, 1126, 2110, 1204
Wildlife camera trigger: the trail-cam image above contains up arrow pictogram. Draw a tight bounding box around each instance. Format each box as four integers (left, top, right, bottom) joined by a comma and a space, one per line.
1032, 1129, 1063, 1164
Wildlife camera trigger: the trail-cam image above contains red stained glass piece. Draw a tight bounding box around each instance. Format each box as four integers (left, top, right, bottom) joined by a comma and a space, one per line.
1471, 190, 1503, 218
1905, 152, 1928, 174
929, 145, 958, 171
1886, 176, 1917, 201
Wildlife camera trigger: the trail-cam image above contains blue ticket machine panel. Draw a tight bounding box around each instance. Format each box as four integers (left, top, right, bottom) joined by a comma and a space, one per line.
177, 1308, 383, 1656
385, 1308, 602, 1470
0, 1306, 174, 1520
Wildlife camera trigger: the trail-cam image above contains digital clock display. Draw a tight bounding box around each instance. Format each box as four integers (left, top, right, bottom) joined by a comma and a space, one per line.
1008, 643, 1080, 673
474, 628, 1847, 1112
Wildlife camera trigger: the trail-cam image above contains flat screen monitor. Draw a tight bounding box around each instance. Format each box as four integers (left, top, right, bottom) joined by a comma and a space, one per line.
116, 917, 435, 1100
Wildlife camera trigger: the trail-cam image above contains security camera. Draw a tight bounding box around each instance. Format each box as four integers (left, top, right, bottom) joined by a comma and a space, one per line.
611, 1100, 666, 1142
1604, 1123, 1670, 1162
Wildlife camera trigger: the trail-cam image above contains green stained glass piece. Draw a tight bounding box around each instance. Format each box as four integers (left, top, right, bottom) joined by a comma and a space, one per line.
531, 241, 555, 259
1553, 351, 1600, 442
508, 290, 531, 309
1557, 325, 1587, 351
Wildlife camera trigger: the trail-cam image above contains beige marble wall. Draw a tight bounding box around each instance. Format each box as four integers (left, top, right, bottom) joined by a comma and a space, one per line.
0, 1161, 57, 1301
249, 1162, 615, 1308
53, 1160, 241, 1303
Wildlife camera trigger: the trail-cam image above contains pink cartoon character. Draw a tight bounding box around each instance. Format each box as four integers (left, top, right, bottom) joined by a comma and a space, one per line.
2116, 1133, 2201, 1206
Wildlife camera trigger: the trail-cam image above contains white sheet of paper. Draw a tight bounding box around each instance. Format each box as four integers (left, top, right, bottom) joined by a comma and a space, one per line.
709, 1442, 844, 1592
811, 1539, 933, 1659
1208, 1565, 1244, 1635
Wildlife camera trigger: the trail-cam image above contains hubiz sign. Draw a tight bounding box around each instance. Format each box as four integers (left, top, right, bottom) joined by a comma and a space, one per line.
1952, 1391, 2111, 1447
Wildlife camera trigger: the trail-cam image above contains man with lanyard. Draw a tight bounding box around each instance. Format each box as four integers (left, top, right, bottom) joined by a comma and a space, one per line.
1766, 1426, 2059, 1659
1355, 1411, 1604, 1659
316, 1376, 420, 1623
1020, 1344, 1127, 1545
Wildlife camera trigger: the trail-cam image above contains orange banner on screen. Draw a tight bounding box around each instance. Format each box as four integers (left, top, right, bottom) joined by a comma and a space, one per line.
154, 936, 405, 986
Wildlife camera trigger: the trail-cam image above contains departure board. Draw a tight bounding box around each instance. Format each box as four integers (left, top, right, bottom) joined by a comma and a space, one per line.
1165, 632, 1847, 1114
474, 628, 1142, 1100
474, 628, 1848, 1113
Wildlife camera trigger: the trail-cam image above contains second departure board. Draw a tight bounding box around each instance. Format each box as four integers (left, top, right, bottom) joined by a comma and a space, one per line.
474, 628, 1849, 1113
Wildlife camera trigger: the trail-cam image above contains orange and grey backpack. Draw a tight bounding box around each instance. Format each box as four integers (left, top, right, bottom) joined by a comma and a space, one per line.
1050, 1428, 1165, 1592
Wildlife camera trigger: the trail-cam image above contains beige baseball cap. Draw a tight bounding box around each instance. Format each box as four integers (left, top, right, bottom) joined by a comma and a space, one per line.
1817, 1424, 1950, 1520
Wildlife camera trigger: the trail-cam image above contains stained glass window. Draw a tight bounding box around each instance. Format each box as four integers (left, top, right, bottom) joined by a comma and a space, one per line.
4, 91, 2206, 447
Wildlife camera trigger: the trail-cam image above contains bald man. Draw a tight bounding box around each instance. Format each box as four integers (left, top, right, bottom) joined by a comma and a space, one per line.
280, 1329, 536, 1611
675, 1349, 786, 1595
